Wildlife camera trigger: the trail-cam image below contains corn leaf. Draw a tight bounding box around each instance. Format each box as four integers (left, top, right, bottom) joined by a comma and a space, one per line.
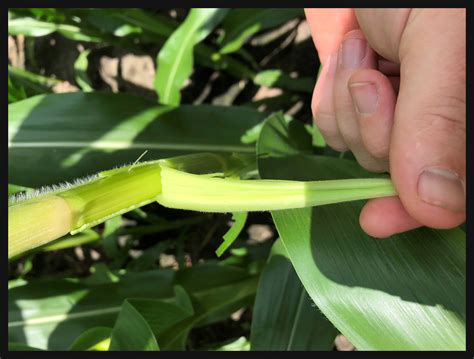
8, 263, 256, 350
215, 212, 248, 257
9, 9, 257, 84
109, 300, 160, 351
87, 8, 175, 39
219, 9, 303, 54
215, 337, 250, 351
84, 9, 145, 37
8, 75, 27, 104
173, 263, 258, 327
250, 240, 338, 350
114, 287, 194, 350
8, 16, 102, 42
8, 92, 264, 187
8, 270, 171, 350
8, 16, 58, 37
41, 230, 100, 252
9, 8, 65, 23
254, 69, 315, 93
8, 65, 61, 95
71, 7, 256, 82
8, 343, 44, 351
73, 50, 93, 92
154, 9, 229, 105
157, 274, 259, 350
68, 327, 112, 351
113, 8, 257, 82
129, 286, 195, 337
8, 230, 102, 262
107, 274, 258, 351
257, 115, 466, 350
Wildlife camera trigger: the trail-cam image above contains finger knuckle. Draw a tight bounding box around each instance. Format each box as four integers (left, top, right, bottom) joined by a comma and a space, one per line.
362, 161, 388, 173
356, 155, 389, 173
365, 138, 390, 159
326, 140, 349, 152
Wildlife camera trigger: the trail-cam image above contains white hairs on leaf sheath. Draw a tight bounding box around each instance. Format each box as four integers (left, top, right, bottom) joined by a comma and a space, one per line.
8, 173, 100, 206
8, 159, 149, 206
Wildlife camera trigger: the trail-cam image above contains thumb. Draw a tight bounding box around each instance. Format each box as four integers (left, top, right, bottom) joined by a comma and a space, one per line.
390, 9, 466, 228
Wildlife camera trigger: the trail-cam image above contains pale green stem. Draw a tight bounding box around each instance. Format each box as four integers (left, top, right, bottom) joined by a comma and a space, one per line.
157, 165, 395, 212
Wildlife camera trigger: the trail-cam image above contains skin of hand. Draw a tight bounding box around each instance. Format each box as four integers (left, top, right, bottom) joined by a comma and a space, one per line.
304, 9, 466, 237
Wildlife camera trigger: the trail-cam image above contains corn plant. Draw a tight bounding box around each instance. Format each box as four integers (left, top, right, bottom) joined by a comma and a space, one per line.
8, 8, 465, 351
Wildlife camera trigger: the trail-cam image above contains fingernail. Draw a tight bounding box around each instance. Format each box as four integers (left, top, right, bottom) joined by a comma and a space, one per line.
349, 82, 378, 115
340, 38, 366, 69
418, 167, 466, 212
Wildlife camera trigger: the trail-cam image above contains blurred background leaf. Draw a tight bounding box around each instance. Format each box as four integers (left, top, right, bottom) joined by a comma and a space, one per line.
154, 9, 228, 105
68, 327, 112, 351
8, 75, 27, 103
215, 336, 250, 351
73, 49, 93, 92
109, 300, 160, 351
8, 343, 44, 351
8, 65, 61, 95
219, 8, 303, 54
8, 14, 102, 42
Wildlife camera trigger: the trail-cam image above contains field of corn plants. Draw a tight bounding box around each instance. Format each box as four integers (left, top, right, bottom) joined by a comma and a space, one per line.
8, 8, 466, 351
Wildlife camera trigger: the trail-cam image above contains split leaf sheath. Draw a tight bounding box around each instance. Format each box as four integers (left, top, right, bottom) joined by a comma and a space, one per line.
8, 153, 396, 259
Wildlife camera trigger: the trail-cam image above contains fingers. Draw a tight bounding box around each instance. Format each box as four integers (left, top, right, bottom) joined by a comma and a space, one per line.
304, 8, 358, 65
388, 9, 466, 228
360, 197, 422, 238
312, 29, 400, 172
312, 53, 348, 151
306, 8, 359, 152
348, 69, 396, 161
333, 30, 388, 172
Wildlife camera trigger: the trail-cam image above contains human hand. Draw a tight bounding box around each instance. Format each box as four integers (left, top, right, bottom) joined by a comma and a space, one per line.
304, 9, 466, 237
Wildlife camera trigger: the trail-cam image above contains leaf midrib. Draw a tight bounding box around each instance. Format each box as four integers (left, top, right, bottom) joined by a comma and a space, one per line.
8, 306, 121, 328
286, 287, 306, 350
7, 141, 254, 153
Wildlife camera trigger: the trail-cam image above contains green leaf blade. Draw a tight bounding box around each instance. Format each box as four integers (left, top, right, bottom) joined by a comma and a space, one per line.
8, 92, 264, 187
109, 300, 159, 351
250, 241, 338, 350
